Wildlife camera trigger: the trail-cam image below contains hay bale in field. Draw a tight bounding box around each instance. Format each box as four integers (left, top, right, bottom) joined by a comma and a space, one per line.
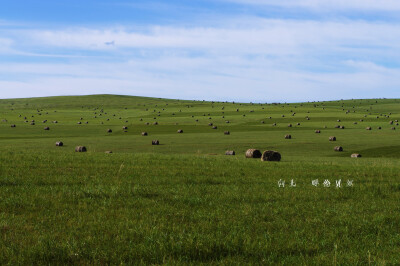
152, 140, 160, 145
105, 151, 113, 154
360, 119, 363, 122
177, 129, 183, 133
297, 123, 300, 126
261, 150, 281, 162
10, 124, 16, 128
261, 121, 265, 124
272, 123, 276, 126
141, 132, 148, 136
306, 117, 310, 120
208, 123, 213, 126
44, 127, 50, 130
329, 136, 336, 141
153, 122, 158, 125
75, 146, 87, 152
225, 150, 235, 155
392, 127, 396, 130
351, 153, 361, 158
107, 129, 112, 133
53, 121, 58, 124
30, 122, 35, 125
334, 125, 340, 128
334, 146, 343, 152
77, 122, 81, 124
337, 119, 341, 122
389, 121, 394, 125
212, 126, 218, 129
288, 124, 292, 127
378, 126, 382, 129
340, 125, 345, 129
315, 130, 321, 133
285, 134, 292, 139
366, 127, 372, 130
55, 141, 63, 146
224, 131, 230, 135
225, 120, 230, 123
245, 149, 262, 158
122, 126, 128, 130
354, 122, 357, 124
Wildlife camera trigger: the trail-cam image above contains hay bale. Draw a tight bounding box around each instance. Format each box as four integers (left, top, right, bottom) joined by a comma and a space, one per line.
55, 141, 63, 146
351, 153, 362, 158
31, 122, 35, 125
212, 126, 218, 129
177, 129, 183, 133
389, 121, 394, 125
107, 129, 112, 133
315, 130, 321, 133
225, 150, 235, 155
10, 124, 16, 128
334, 125, 340, 128
75, 146, 87, 152
334, 146, 343, 152
105, 151, 113, 154
77, 122, 82, 124
285, 134, 292, 139
141, 132, 148, 136
392, 127, 396, 130
152, 140, 159, 145
297, 123, 300, 126
337, 119, 341, 122
44, 127, 50, 130
366, 127, 372, 130
340, 125, 345, 129
329, 136, 336, 141
122, 126, 128, 130
261, 150, 281, 162
53, 121, 58, 124
378, 126, 382, 129
224, 131, 230, 135
208, 123, 213, 126
245, 149, 262, 158
288, 124, 292, 127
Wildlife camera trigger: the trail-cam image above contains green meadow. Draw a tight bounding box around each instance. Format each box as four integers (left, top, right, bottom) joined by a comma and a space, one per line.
0, 95, 399, 264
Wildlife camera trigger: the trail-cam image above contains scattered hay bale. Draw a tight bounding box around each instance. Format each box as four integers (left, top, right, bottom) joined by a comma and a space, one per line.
261, 150, 281, 162
351, 153, 362, 158
272, 123, 277, 126
44, 127, 50, 130
329, 136, 336, 141
353, 122, 357, 124
31, 122, 35, 125
212, 126, 218, 129
225, 150, 235, 155
53, 121, 58, 124
297, 123, 300, 126
107, 129, 112, 133
337, 119, 341, 122
177, 129, 183, 133
392, 127, 396, 130
334, 125, 340, 128
55, 141, 63, 146
334, 146, 343, 152
10, 124, 16, 128
208, 123, 213, 126
224, 131, 230, 135
75, 146, 87, 152
153, 122, 158, 125
389, 121, 394, 125
340, 125, 345, 129
105, 151, 113, 154
366, 127, 372, 130
141, 132, 148, 136
77, 122, 82, 124
285, 134, 292, 139
225, 121, 230, 123
245, 149, 262, 158
261, 121, 265, 124
315, 130, 321, 133
152, 140, 160, 145
122, 126, 128, 130
288, 124, 292, 127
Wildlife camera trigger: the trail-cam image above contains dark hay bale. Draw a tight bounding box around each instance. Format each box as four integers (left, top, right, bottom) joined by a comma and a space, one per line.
212, 126, 218, 129
315, 130, 321, 133
107, 129, 112, 133
340, 125, 345, 129
261, 150, 281, 162
389, 121, 394, 125
272, 123, 276, 126
297, 123, 300, 126
261, 121, 265, 124
177, 129, 183, 133
53, 121, 58, 124
225, 121, 230, 123
77, 122, 82, 124
10, 124, 16, 128
353, 122, 357, 124
152, 140, 160, 145
337, 119, 341, 122
288, 124, 292, 127
44, 127, 50, 130
378, 126, 382, 129
75, 146, 87, 152
141, 132, 148, 136
208, 123, 213, 126
329, 136, 336, 141
224, 131, 230, 135
105, 151, 113, 154
392, 127, 396, 130
334, 125, 340, 128
123, 126, 128, 130
55, 141, 63, 147
334, 146, 343, 152
245, 149, 262, 158
351, 153, 362, 158
366, 127, 372, 130
153, 122, 158, 125
285, 134, 291, 139
31, 122, 35, 125
225, 150, 235, 155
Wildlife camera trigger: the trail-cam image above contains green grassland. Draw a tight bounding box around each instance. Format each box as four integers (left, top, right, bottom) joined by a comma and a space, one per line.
0, 95, 399, 264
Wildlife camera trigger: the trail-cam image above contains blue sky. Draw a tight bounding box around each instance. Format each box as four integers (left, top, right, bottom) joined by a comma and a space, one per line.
1, 0, 400, 102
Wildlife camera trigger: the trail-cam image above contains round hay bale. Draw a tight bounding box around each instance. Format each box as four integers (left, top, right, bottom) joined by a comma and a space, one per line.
297, 123, 300, 126
340, 125, 345, 129
351, 153, 362, 158
225, 150, 235, 155
152, 140, 160, 145
55, 141, 63, 146
389, 121, 394, 125
225, 121, 230, 123
272, 123, 276, 126
177, 129, 183, 133
392, 127, 396, 130
107, 129, 112, 133
261, 150, 281, 162
212, 126, 218, 129
378, 126, 382, 129
288, 124, 292, 127
53, 121, 58, 124
10, 124, 16, 128
224, 131, 230, 135
245, 149, 262, 158
105, 151, 113, 154
208, 123, 213, 126
329, 136, 336, 141
31, 122, 35, 125
306, 117, 310, 120
315, 130, 321, 133
334, 146, 343, 152
285, 134, 292, 139
77, 122, 82, 124
44, 127, 50, 130
123, 126, 128, 130
153, 122, 158, 125
337, 119, 341, 122
261, 121, 265, 124
366, 127, 372, 130
334, 125, 340, 128
141, 132, 148, 136
75, 146, 87, 152
353, 122, 357, 124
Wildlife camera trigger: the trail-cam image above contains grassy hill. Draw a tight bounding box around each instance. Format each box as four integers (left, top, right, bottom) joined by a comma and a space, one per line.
0, 95, 399, 264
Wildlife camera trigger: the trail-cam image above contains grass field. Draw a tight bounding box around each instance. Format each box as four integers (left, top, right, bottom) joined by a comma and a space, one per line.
0, 95, 400, 264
